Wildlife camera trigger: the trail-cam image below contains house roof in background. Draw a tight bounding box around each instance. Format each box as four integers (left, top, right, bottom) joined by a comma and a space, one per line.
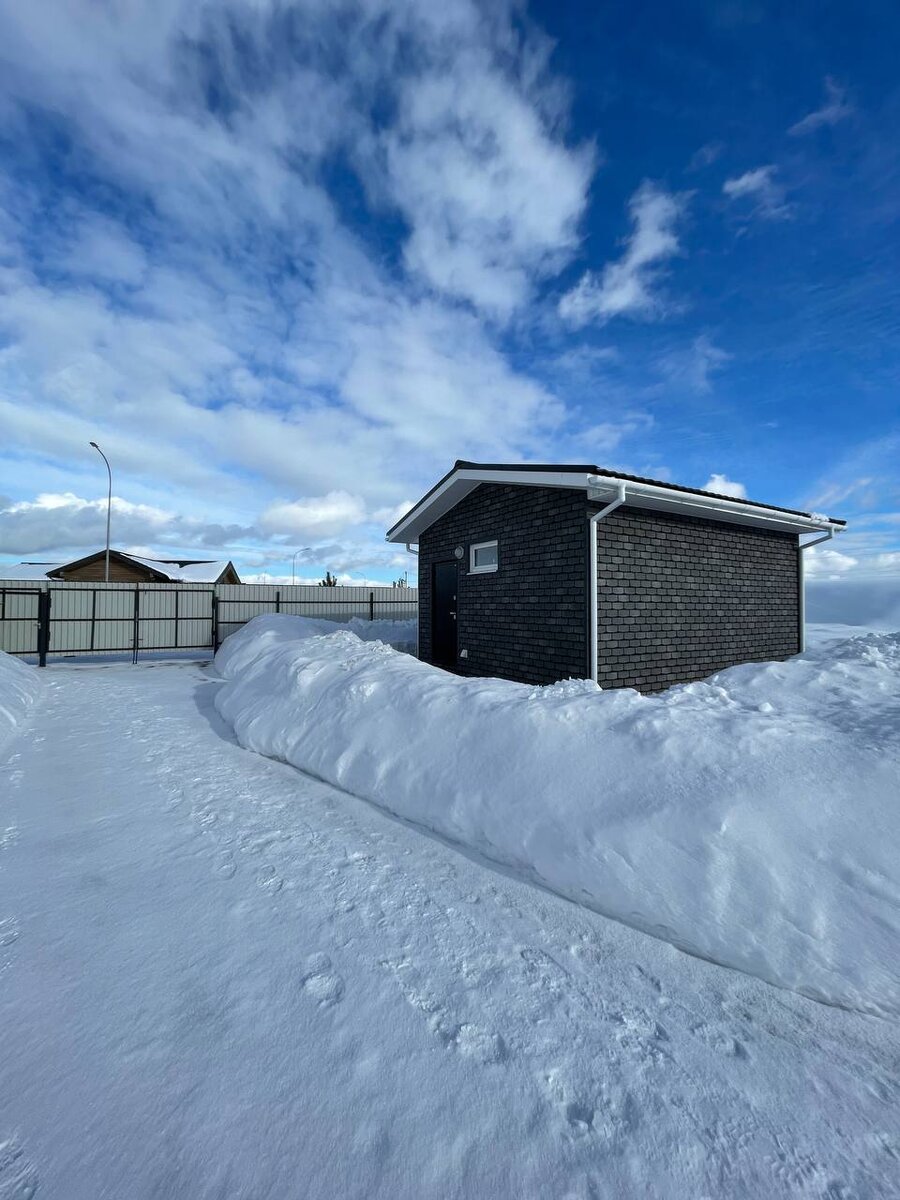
0, 551, 238, 583
386, 460, 847, 543
0, 562, 66, 580
122, 555, 235, 582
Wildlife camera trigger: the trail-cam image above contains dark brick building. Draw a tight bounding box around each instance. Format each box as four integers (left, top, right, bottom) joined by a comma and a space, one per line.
386, 462, 846, 693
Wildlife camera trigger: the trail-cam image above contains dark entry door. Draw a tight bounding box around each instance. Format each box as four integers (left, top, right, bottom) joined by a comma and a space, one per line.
432, 562, 458, 667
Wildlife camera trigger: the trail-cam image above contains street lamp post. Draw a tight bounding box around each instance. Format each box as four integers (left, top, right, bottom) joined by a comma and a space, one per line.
291, 549, 302, 585
89, 441, 112, 583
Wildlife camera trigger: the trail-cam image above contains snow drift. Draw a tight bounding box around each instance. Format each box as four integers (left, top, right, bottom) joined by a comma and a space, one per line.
215, 614, 417, 679
215, 617, 900, 1017
0, 650, 42, 755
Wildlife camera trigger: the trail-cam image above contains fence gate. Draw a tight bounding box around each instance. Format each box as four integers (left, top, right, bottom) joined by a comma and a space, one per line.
0, 588, 44, 661
44, 587, 216, 663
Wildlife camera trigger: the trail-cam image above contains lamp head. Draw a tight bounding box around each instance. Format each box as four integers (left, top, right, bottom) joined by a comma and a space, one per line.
89, 441, 99, 449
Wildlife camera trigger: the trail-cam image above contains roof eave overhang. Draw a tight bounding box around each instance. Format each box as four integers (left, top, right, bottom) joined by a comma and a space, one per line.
385, 468, 594, 543
584, 475, 844, 536
385, 467, 845, 543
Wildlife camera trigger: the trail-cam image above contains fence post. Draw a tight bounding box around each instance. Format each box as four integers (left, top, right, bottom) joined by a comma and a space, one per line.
275, 590, 281, 613
132, 588, 140, 665
369, 590, 374, 621
211, 594, 219, 652
37, 590, 51, 668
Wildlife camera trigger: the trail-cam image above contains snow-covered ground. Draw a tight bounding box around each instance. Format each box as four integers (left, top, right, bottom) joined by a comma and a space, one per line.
1, 644, 899, 1197
216, 618, 900, 1018
0, 650, 42, 757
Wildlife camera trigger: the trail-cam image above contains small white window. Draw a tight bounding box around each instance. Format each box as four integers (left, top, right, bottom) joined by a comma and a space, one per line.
469, 539, 498, 574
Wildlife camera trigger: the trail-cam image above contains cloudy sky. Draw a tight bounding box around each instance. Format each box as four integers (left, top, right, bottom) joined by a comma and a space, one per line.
0, 0, 898, 584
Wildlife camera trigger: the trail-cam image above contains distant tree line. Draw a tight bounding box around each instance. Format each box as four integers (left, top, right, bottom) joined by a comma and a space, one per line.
317, 571, 410, 587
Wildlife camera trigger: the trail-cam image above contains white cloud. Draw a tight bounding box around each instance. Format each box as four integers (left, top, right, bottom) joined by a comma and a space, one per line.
371, 500, 417, 529
687, 141, 723, 171
0, 491, 250, 556
60, 216, 147, 285
789, 78, 853, 136
383, 56, 595, 318
260, 492, 367, 538
703, 473, 747, 499
808, 476, 876, 511
559, 183, 687, 326
0, 0, 603, 565
660, 334, 731, 393
722, 165, 790, 220
804, 546, 859, 578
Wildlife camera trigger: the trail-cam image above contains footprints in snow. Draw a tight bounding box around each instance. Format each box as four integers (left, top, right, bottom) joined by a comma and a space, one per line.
256, 865, 283, 894
214, 853, 236, 879
300, 953, 345, 1007
543, 1068, 636, 1145
379, 956, 505, 1065
211, 853, 283, 895
690, 1021, 748, 1059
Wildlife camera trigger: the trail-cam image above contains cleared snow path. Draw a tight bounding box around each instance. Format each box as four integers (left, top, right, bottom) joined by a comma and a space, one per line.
0, 663, 898, 1199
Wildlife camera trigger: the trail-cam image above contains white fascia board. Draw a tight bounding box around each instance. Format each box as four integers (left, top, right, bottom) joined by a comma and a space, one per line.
385, 469, 592, 542
587, 476, 843, 535
385, 466, 843, 543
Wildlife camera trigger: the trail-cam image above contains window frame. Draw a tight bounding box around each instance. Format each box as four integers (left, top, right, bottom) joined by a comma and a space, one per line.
469, 539, 499, 575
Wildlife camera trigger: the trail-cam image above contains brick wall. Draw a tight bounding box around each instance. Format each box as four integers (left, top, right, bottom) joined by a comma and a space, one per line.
592, 504, 801, 692
418, 484, 801, 692
418, 484, 588, 684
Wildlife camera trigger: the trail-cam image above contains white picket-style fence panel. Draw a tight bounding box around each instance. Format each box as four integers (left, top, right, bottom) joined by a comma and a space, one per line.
0, 579, 417, 661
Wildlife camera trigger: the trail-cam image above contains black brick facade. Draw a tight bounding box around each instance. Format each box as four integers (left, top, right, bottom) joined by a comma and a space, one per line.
591, 503, 800, 692
418, 483, 801, 692
418, 484, 588, 685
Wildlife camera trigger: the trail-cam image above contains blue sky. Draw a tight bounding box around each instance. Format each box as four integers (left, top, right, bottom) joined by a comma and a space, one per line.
0, 0, 897, 583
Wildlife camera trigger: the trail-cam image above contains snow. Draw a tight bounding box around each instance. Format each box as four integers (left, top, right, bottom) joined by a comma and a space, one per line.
215, 612, 418, 677
0, 563, 63, 580
216, 617, 900, 1018
125, 555, 232, 582
0, 651, 41, 754
2, 659, 899, 1197
0, 555, 230, 582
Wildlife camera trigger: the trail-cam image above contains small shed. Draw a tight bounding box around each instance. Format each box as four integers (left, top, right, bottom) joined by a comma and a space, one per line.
386, 461, 846, 692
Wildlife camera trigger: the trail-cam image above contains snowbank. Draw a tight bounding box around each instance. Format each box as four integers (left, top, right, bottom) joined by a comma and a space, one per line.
215, 619, 900, 1017
0, 650, 42, 755
215, 614, 417, 679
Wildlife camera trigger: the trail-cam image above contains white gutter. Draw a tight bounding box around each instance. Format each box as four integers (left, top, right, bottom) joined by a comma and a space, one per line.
589, 485, 627, 684
797, 528, 834, 653
587, 475, 843, 535
405, 543, 418, 555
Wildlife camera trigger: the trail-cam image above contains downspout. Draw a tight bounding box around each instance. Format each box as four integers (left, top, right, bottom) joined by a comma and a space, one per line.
588, 485, 627, 684
797, 527, 834, 653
